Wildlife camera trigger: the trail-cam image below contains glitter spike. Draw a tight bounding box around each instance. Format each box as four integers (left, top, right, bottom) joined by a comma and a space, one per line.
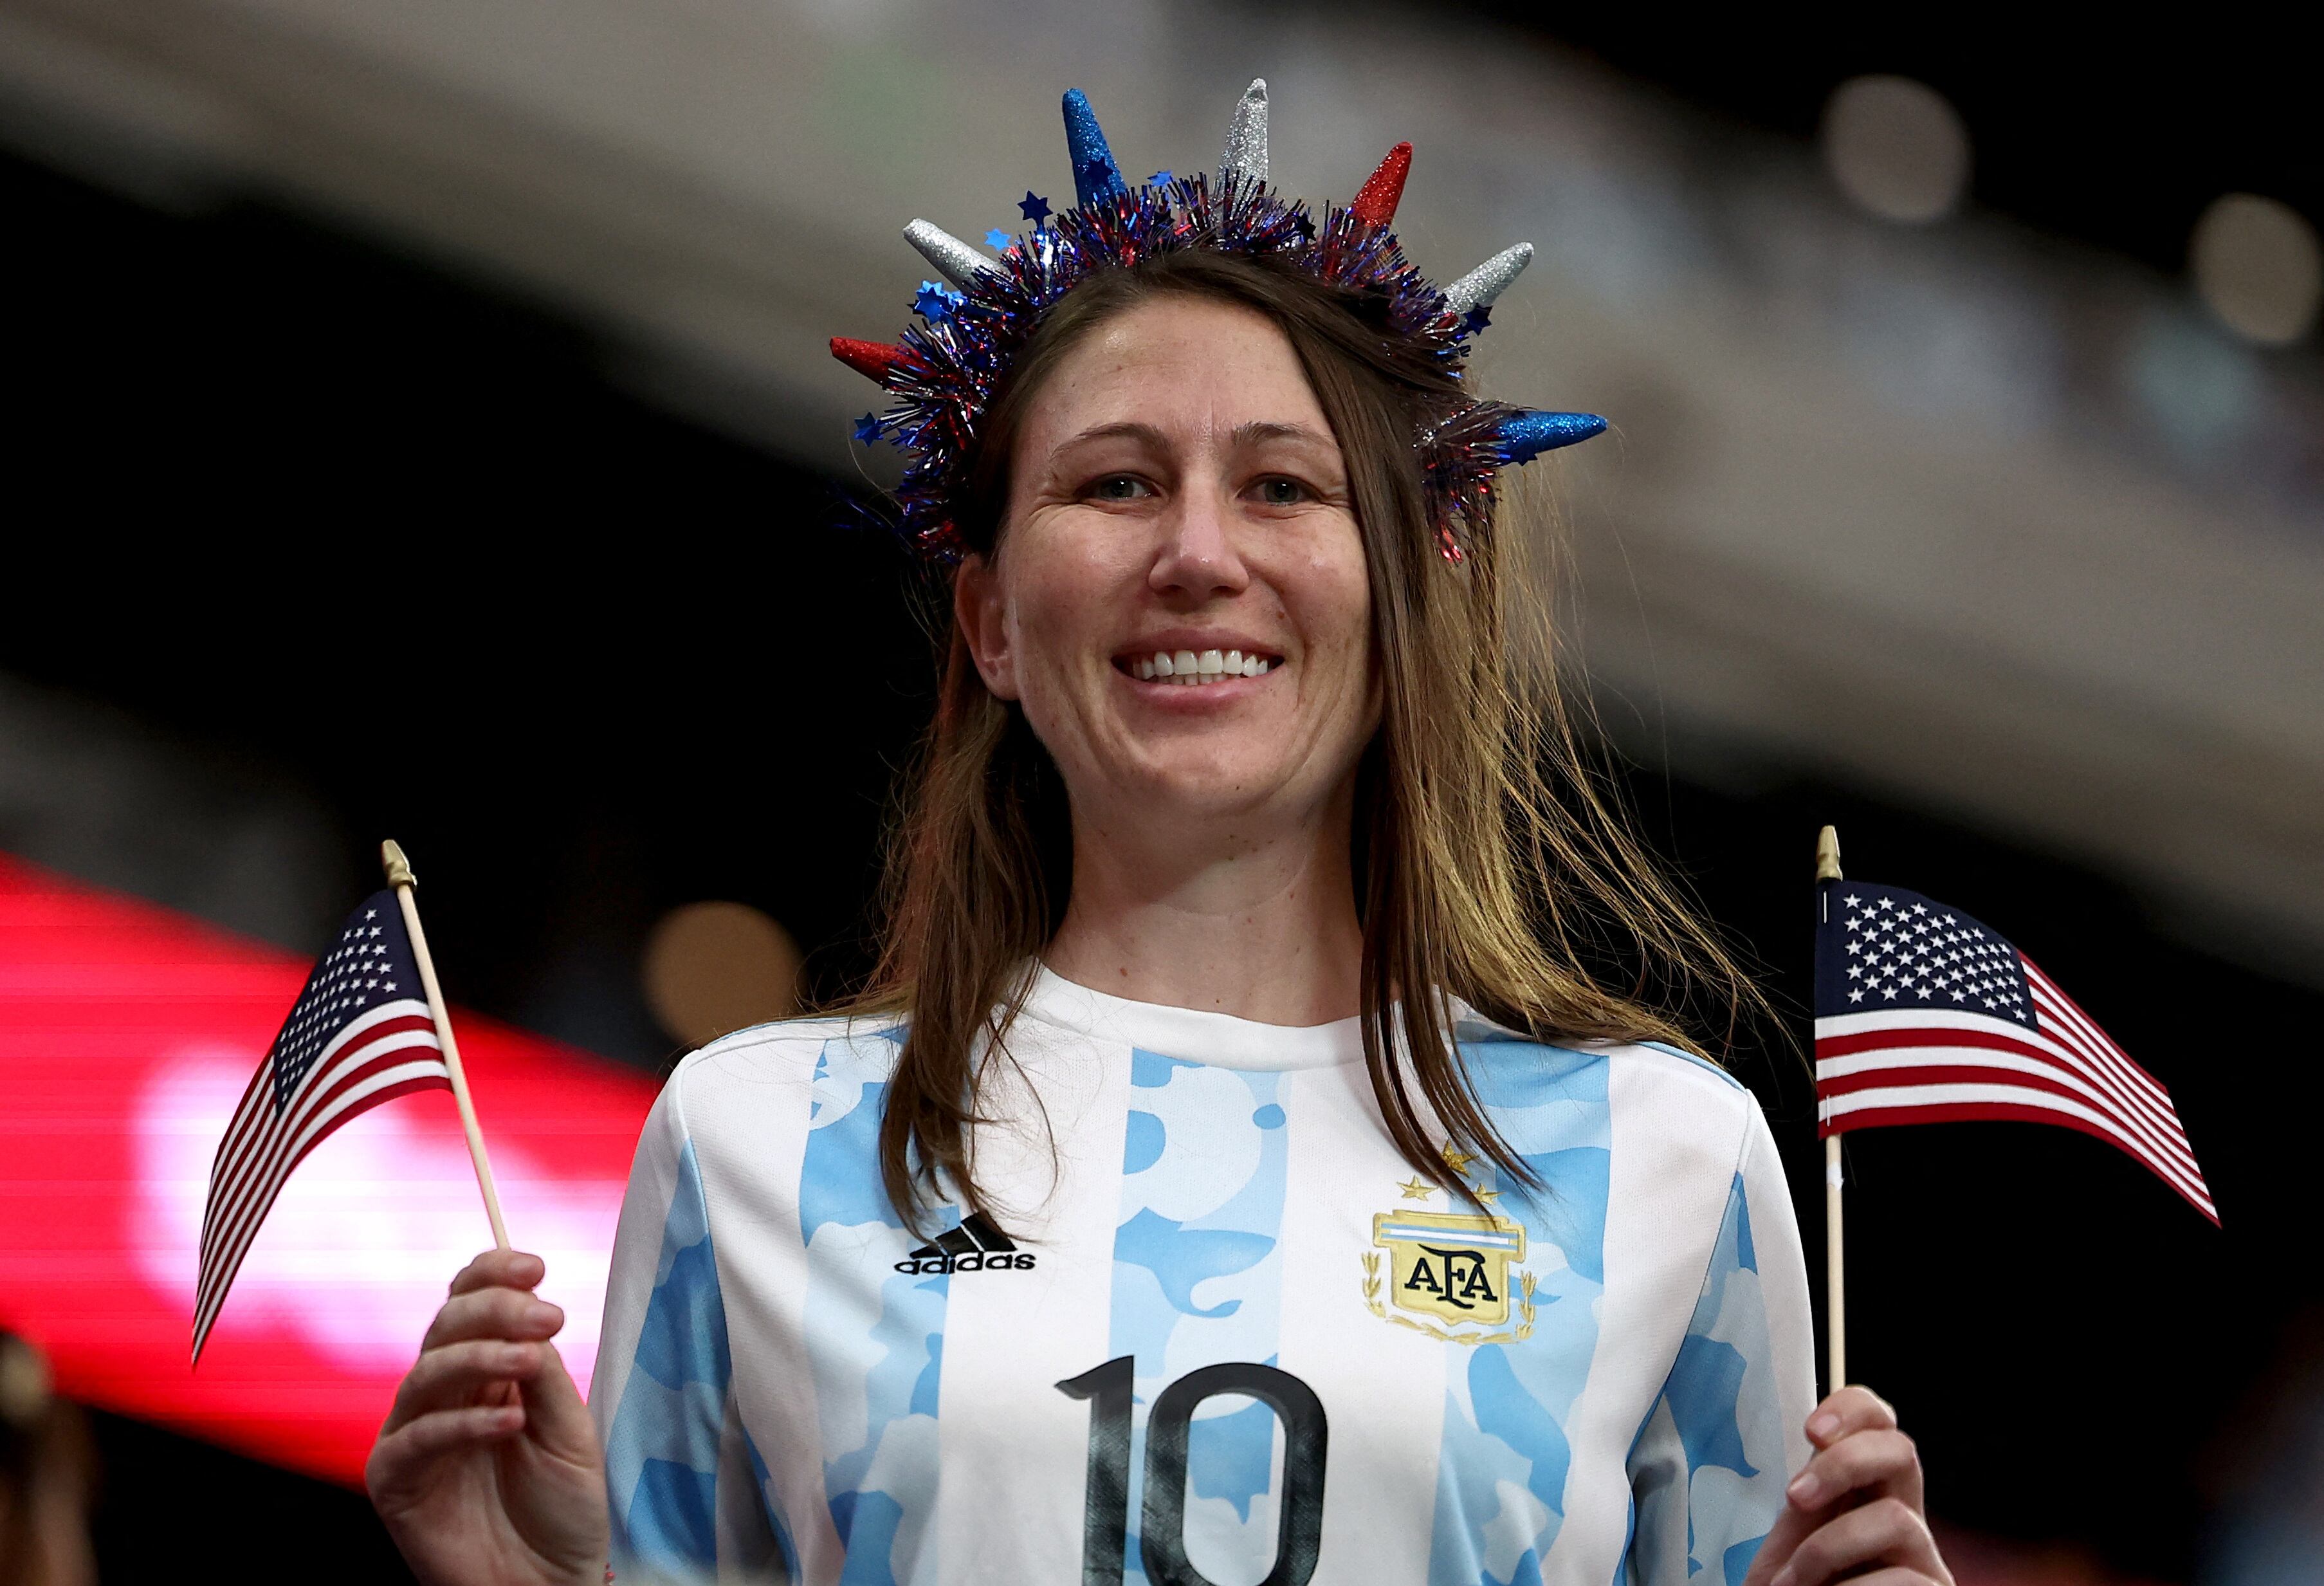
1441, 243, 1533, 318
1221, 78, 1268, 183
1496, 409, 1606, 464
904, 219, 997, 288
1062, 88, 1127, 207
830, 337, 906, 382
1350, 142, 1412, 226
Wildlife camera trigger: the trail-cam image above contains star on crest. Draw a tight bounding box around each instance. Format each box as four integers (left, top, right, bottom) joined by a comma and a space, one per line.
1440, 1143, 1477, 1179
1396, 1176, 1436, 1201
1473, 1188, 1503, 1205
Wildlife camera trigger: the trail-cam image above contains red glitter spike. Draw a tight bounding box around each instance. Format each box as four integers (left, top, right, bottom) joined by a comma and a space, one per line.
1350, 142, 1412, 226
830, 337, 906, 382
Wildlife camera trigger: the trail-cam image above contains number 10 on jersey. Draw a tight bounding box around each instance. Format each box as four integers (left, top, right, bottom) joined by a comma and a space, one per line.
1056, 1356, 1329, 1586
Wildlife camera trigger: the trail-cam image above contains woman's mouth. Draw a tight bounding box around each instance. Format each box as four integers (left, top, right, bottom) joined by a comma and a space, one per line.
1116, 648, 1279, 687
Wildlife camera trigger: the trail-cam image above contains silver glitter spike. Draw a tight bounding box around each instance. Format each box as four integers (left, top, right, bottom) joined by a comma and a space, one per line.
904, 219, 997, 288
1220, 78, 1268, 183
1441, 243, 1533, 317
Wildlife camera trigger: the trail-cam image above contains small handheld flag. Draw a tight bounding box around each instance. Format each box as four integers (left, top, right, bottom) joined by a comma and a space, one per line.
194, 842, 505, 1362
1813, 871, 2216, 1225
1808, 827, 2217, 1398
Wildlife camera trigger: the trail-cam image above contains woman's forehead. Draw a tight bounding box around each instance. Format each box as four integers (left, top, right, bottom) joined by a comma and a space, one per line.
1025, 297, 1330, 447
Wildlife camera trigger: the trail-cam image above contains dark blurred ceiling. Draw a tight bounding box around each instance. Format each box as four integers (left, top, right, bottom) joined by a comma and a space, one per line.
1405, 8, 2318, 276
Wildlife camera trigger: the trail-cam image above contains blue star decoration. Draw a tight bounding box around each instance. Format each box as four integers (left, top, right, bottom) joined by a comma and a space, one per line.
1290, 211, 1317, 241
853, 412, 884, 445
1018, 191, 1051, 225
913, 281, 961, 322
1148, 169, 1174, 187
1461, 305, 1493, 335
984, 228, 1013, 250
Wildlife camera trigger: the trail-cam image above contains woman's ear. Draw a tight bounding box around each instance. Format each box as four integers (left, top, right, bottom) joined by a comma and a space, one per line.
953, 553, 1020, 701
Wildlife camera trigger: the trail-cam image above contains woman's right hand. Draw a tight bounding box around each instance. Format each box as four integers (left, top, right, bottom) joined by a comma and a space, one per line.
365, 1249, 610, 1586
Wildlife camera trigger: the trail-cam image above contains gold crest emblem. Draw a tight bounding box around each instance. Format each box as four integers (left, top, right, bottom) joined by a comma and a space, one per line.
1361, 1145, 1537, 1345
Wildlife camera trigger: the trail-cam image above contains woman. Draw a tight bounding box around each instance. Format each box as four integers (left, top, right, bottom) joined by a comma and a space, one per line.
367, 84, 1952, 1586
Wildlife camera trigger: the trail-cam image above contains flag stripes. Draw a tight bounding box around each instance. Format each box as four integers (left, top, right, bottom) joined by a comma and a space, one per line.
194, 1001, 450, 1356
1815, 998, 2215, 1222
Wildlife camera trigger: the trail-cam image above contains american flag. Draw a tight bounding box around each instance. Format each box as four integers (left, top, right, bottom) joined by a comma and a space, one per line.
194, 890, 452, 1360
1814, 878, 2217, 1224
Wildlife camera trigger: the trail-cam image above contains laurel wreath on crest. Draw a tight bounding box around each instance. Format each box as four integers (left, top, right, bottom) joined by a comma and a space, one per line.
1362, 1251, 1537, 1346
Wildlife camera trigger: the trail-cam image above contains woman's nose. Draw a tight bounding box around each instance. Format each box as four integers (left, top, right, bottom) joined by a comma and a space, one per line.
1149, 485, 1250, 601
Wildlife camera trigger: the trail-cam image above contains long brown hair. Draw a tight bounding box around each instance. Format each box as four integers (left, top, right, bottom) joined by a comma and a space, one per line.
848, 247, 1758, 1229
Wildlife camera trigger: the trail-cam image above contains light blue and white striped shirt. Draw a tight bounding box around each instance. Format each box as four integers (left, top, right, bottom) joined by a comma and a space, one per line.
590, 967, 1814, 1585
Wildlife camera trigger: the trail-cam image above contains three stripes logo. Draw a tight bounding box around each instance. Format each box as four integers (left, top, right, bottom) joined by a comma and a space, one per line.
893, 1212, 1035, 1275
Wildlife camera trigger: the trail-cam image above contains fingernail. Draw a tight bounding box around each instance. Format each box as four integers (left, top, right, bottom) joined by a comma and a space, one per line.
1807, 1411, 1840, 1440
1787, 1472, 1821, 1508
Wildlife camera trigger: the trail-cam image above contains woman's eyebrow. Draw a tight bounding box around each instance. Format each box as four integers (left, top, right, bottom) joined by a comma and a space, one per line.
1052, 421, 1167, 459
1232, 420, 1335, 450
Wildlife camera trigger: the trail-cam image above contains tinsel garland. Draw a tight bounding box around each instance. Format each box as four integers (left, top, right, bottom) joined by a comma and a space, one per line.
872, 175, 1497, 563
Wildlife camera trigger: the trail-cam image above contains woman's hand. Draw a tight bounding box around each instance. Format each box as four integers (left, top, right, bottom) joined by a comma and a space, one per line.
365, 1249, 610, 1586
1743, 1385, 1953, 1586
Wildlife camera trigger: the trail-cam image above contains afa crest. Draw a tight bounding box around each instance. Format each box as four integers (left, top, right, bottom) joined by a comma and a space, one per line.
1361, 1145, 1537, 1345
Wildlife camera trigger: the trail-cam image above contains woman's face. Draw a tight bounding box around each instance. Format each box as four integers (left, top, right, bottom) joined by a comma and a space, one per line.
956, 294, 1377, 836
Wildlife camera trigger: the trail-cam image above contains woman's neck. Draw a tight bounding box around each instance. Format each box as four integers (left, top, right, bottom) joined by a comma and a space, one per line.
1042, 790, 1364, 1027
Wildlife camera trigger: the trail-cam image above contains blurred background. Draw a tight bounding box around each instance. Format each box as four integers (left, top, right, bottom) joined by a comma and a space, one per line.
1, 1, 2319, 1581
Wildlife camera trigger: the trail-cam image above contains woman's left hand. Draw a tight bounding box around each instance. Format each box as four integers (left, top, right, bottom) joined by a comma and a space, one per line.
1742, 1384, 1954, 1586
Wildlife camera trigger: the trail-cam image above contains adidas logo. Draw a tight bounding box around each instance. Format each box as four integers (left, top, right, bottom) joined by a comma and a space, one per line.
893, 1212, 1036, 1275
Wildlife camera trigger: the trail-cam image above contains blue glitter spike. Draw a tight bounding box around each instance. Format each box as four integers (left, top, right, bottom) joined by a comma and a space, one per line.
1018, 191, 1052, 224
984, 228, 1012, 250
853, 412, 884, 445
1496, 410, 1607, 464
1061, 89, 1126, 207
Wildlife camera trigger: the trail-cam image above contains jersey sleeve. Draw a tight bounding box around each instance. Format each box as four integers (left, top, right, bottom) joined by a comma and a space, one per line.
1625, 1097, 1816, 1585
590, 1059, 791, 1584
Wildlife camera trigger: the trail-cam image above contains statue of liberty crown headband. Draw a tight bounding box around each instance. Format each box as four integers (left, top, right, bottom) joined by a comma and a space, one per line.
830, 80, 1606, 564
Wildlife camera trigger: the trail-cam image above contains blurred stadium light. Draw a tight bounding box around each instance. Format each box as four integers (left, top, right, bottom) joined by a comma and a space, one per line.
0, 851, 655, 1486
2, 0, 2314, 989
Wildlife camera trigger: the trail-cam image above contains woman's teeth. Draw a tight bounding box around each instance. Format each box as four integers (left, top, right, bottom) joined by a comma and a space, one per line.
1131, 648, 1273, 684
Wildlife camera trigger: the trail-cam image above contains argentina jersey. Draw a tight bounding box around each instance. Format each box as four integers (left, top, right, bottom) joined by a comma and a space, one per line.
589, 968, 1815, 1586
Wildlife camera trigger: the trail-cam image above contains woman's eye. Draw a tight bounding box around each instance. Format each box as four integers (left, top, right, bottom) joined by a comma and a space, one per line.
1252, 477, 1312, 506
1086, 474, 1155, 501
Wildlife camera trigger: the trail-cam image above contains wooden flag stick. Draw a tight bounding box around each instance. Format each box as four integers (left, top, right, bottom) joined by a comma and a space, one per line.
382, 840, 510, 1251
1815, 824, 1845, 1394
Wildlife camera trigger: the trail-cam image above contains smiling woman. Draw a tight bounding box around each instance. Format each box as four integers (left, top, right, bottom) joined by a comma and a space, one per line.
886, 250, 1733, 1227
365, 83, 1957, 1586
